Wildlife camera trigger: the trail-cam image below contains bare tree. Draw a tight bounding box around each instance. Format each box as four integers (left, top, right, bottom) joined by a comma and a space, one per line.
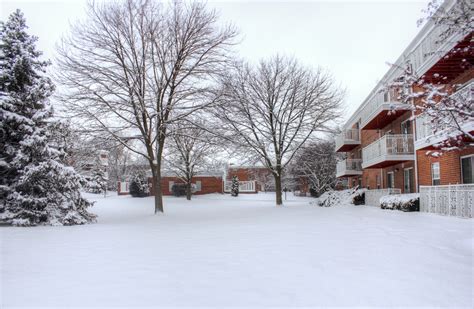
288, 140, 339, 197
56, 0, 237, 213
164, 122, 217, 200
214, 56, 343, 205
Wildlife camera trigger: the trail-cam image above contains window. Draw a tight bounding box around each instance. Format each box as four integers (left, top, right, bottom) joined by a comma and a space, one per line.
376, 175, 381, 189
431, 162, 440, 185
169, 181, 174, 192
401, 119, 411, 135
195, 181, 202, 191
461, 155, 474, 184
387, 172, 395, 188
404, 168, 413, 193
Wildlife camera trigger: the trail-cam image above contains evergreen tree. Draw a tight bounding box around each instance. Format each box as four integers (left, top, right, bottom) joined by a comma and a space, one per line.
0, 10, 95, 226
129, 172, 149, 197
230, 176, 239, 197
87, 157, 107, 194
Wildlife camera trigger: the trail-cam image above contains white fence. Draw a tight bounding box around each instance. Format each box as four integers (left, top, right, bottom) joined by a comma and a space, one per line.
118, 181, 129, 194
365, 188, 401, 206
419, 184, 474, 218
224, 180, 256, 193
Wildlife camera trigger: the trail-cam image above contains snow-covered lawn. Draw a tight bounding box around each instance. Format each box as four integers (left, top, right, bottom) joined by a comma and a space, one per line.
1, 193, 473, 307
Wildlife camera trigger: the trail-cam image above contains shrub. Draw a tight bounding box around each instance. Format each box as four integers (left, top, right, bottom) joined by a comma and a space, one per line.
317, 191, 340, 207
129, 173, 150, 197
231, 176, 239, 197
380, 194, 420, 212
171, 183, 187, 197
351, 189, 365, 205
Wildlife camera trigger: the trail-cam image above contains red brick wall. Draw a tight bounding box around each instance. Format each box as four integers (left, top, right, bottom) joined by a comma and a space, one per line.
417, 148, 474, 186
227, 167, 272, 191
149, 176, 223, 196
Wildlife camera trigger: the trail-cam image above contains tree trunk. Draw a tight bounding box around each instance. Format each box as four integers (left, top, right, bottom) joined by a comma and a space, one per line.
274, 173, 283, 206
151, 166, 164, 213
186, 182, 192, 201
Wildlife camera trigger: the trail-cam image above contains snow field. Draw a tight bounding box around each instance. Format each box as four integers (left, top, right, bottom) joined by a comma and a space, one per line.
1, 192, 473, 307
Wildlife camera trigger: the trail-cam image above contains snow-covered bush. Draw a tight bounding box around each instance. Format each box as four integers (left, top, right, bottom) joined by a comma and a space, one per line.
129, 173, 149, 197
315, 187, 366, 207
0, 10, 95, 226
171, 183, 187, 197
351, 188, 366, 205
231, 176, 239, 197
380, 194, 420, 212
316, 190, 340, 207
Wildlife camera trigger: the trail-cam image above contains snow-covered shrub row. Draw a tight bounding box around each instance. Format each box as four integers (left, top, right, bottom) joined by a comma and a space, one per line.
314, 187, 365, 207
380, 194, 420, 212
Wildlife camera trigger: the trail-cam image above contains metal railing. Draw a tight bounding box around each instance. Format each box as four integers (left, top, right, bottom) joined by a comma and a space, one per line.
336, 159, 362, 176
362, 134, 414, 165
224, 180, 256, 193
365, 188, 402, 207
419, 184, 474, 218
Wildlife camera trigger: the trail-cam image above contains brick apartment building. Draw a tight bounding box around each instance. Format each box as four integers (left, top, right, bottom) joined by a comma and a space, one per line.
117, 166, 270, 196
335, 0, 473, 204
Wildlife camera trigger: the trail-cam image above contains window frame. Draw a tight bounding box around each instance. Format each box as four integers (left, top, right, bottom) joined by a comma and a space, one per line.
387, 171, 395, 189
460, 155, 474, 184
401, 119, 412, 135
431, 162, 441, 186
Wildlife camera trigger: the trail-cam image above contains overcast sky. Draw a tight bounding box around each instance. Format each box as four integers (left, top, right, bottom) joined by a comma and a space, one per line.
1, 0, 429, 121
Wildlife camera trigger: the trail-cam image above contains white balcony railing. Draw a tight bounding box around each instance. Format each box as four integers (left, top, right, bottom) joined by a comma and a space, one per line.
408, 1, 465, 78
359, 90, 412, 130
365, 188, 402, 207
415, 79, 474, 146
224, 180, 256, 193
362, 134, 414, 168
335, 129, 360, 151
420, 184, 474, 218
336, 159, 363, 178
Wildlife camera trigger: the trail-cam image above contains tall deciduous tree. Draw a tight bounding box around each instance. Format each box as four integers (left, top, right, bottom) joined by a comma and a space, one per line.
214, 56, 343, 205
56, 0, 237, 213
0, 10, 95, 226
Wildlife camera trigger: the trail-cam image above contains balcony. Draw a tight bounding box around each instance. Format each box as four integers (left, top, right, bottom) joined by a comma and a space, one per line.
336, 159, 363, 178
415, 80, 474, 150
359, 91, 412, 130
362, 134, 414, 169
409, 21, 472, 83
335, 129, 360, 152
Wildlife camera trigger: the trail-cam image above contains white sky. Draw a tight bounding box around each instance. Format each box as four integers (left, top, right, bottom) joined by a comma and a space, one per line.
0, 0, 429, 122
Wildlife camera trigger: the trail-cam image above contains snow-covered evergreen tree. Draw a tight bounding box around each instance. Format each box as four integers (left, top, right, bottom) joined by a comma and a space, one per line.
230, 176, 239, 197
129, 172, 150, 198
87, 157, 107, 194
0, 10, 95, 226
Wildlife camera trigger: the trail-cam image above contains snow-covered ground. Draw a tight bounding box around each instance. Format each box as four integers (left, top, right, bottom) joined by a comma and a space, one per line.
1, 192, 473, 307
